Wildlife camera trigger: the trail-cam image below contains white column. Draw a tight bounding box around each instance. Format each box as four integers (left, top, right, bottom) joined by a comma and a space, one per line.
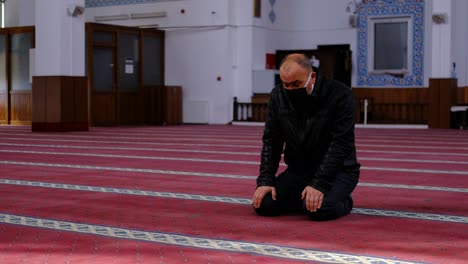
4, 0, 19, 27
431, 0, 454, 78
228, 0, 254, 103
451, 0, 468, 86
35, 0, 85, 77
4, 0, 35, 27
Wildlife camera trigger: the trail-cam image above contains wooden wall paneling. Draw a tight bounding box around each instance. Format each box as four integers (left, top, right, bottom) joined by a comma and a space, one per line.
57, 76, 89, 130
438, 78, 457, 129
145, 87, 154, 124
46, 77, 61, 123
136, 92, 144, 125
155, 86, 165, 125
92, 93, 116, 126
74, 77, 89, 124
428, 78, 457, 129
31, 76, 46, 123
119, 92, 143, 125
414, 88, 428, 123
61, 77, 74, 123
455, 87, 468, 105
456, 88, 464, 105
118, 93, 130, 125
351, 88, 367, 123
32, 76, 89, 131
163, 86, 182, 125
10, 91, 32, 124
0, 92, 8, 124
353, 87, 428, 124
465, 87, 468, 104
142, 86, 152, 125
372, 89, 385, 122
164, 86, 174, 125
252, 93, 271, 104
153, 86, 165, 125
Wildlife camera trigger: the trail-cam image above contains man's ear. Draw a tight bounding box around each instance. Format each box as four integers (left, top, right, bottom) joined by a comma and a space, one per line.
311, 72, 317, 84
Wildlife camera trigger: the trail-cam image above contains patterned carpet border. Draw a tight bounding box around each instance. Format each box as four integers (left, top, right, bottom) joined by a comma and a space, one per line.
1, 179, 467, 224
0, 213, 425, 264
0, 160, 467, 193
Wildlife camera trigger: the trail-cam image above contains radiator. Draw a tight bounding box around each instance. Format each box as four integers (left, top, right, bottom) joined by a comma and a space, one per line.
183, 100, 209, 124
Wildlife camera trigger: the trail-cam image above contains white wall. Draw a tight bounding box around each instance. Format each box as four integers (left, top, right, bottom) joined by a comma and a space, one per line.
5, 0, 35, 27
452, 0, 468, 85
5, 0, 19, 27
35, 0, 85, 77
431, 0, 468, 85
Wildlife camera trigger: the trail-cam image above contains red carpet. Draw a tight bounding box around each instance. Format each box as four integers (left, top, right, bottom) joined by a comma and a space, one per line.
0, 125, 467, 263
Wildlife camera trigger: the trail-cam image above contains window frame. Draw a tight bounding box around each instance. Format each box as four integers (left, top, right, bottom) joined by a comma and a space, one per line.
367, 15, 413, 76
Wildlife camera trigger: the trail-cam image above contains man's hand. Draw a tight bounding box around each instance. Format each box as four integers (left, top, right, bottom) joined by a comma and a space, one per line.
252, 186, 276, 208
301, 186, 323, 212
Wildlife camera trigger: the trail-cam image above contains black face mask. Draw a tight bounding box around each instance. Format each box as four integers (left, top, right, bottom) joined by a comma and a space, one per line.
283, 72, 312, 112
285, 88, 309, 112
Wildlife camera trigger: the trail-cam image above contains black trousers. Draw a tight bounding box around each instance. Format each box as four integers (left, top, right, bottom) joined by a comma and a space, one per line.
254, 168, 358, 221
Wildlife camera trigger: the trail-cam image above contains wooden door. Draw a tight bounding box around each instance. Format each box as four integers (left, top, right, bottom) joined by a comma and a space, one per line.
315, 44, 352, 88
91, 45, 117, 126
88, 28, 117, 126
141, 30, 165, 125
118, 31, 142, 125
8, 27, 34, 125
87, 23, 165, 126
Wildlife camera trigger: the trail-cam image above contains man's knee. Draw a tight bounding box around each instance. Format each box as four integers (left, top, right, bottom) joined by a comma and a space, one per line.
304, 196, 353, 221
254, 193, 282, 216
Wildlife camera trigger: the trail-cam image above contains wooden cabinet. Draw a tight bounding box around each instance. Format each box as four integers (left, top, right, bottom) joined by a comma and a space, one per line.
162, 86, 182, 125
143, 85, 182, 125
428, 78, 457, 129
32, 76, 88, 132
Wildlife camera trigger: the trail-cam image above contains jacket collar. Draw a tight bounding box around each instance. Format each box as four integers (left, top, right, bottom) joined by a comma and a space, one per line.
311, 72, 324, 98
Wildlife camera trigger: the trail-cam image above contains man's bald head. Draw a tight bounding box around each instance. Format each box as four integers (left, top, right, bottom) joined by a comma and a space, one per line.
279, 53, 314, 91
280, 53, 313, 72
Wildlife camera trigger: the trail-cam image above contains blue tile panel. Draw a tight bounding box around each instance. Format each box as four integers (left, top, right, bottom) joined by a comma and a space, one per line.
357, 0, 425, 87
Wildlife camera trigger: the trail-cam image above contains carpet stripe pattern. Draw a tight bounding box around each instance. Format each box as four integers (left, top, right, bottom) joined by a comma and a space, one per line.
0, 125, 467, 263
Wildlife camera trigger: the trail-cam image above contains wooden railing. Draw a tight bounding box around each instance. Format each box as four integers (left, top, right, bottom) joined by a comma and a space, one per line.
233, 97, 268, 122
233, 97, 428, 124
357, 98, 428, 124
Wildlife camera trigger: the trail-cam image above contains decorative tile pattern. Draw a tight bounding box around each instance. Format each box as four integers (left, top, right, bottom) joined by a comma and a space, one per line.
1, 179, 467, 224
85, 0, 180, 8
0, 213, 437, 263
269, 0, 276, 23
357, 0, 425, 87
268, 10, 276, 24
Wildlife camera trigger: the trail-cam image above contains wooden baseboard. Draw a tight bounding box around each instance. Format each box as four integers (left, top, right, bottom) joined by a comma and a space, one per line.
32, 122, 89, 132
9, 121, 32, 125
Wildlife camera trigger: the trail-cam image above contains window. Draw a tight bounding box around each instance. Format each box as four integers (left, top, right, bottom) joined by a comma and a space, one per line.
368, 16, 412, 75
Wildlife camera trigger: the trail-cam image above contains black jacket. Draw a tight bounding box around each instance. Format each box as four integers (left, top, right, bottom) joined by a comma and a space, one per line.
257, 73, 360, 194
